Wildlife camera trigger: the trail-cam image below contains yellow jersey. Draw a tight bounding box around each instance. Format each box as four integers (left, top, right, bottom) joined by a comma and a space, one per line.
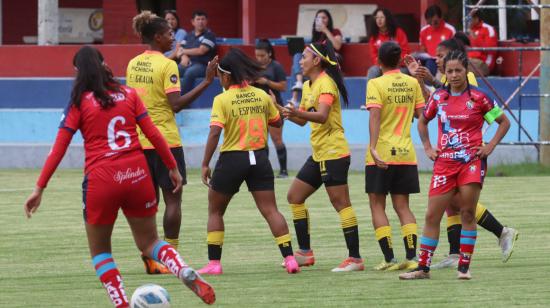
210, 84, 280, 152
126, 50, 181, 149
365, 69, 425, 165
300, 72, 350, 162
441, 71, 478, 86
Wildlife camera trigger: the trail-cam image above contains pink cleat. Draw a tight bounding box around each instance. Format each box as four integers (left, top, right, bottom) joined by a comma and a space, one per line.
197, 260, 223, 275
284, 255, 300, 274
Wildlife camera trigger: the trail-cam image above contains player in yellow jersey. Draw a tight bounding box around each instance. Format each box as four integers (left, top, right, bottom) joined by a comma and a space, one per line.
365, 42, 424, 271
128, 11, 218, 274
281, 42, 364, 272
197, 48, 299, 275
406, 37, 518, 269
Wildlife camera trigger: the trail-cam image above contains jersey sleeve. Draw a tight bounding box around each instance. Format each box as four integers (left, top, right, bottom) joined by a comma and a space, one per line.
318, 77, 338, 96
163, 61, 181, 94
479, 93, 503, 124
413, 80, 426, 109
210, 96, 226, 128
200, 31, 216, 50
423, 91, 441, 120
36, 128, 74, 188
59, 104, 81, 133
365, 80, 382, 109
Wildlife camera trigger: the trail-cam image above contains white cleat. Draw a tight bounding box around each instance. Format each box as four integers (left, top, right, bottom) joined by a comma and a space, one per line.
499, 227, 518, 263
457, 269, 472, 280
431, 254, 459, 270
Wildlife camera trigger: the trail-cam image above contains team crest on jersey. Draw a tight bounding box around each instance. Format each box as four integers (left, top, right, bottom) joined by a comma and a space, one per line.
170, 74, 178, 84
469, 164, 477, 173
466, 100, 474, 110
433, 93, 440, 101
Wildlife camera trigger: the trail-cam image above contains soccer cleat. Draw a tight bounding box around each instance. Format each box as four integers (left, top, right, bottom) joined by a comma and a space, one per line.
457, 269, 472, 280
430, 254, 460, 270
197, 260, 223, 275
280, 250, 315, 268
141, 254, 171, 274
180, 267, 216, 305
399, 268, 431, 280
295, 250, 315, 267
387, 258, 418, 271
283, 255, 300, 274
499, 227, 518, 263
331, 257, 365, 272
373, 258, 398, 271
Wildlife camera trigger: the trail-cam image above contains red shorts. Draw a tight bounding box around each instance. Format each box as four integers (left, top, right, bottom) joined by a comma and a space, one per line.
82, 154, 157, 225
429, 158, 487, 197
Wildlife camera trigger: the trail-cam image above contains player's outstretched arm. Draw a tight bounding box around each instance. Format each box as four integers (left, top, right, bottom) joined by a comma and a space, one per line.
25, 128, 74, 218
168, 56, 219, 113
201, 126, 222, 187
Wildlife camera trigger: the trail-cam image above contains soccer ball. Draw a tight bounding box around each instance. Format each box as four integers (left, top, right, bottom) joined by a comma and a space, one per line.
130, 284, 171, 308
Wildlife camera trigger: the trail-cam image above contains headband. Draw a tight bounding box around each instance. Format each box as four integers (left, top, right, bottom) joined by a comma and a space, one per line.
305, 44, 337, 66
217, 64, 231, 74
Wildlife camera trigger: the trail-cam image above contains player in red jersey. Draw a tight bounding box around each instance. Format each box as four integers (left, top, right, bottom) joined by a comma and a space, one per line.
400, 50, 510, 280
23, 46, 215, 307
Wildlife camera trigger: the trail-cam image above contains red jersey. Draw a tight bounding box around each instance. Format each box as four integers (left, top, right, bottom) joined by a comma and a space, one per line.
420, 22, 456, 56
423, 86, 503, 163
368, 27, 410, 65
60, 86, 147, 173
468, 22, 498, 71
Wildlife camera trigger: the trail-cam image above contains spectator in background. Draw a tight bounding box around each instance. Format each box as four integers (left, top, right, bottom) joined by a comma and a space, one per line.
366, 8, 410, 82
253, 39, 289, 178
163, 10, 187, 62
177, 10, 217, 95
288, 9, 343, 106
420, 5, 456, 57
468, 10, 498, 75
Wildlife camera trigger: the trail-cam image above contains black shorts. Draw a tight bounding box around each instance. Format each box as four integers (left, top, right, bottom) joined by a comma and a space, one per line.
144, 147, 187, 190
365, 165, 420, 195
296, 156, 350, 189
210, 148, 274, 195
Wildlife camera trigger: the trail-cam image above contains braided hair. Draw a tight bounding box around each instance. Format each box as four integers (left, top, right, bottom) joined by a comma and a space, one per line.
443, 49, 471, 97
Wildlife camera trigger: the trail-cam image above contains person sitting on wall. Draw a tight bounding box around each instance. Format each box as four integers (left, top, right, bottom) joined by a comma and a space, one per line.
163, 10, 187, 62
177, 10, 217, 95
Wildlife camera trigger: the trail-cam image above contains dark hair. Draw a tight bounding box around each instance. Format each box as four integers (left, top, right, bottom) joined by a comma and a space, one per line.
132, 11, 169, 44
218, 48, 264, 85
255, 38, 276, 60
453, 31, 471, 47
312, 9, 334, 43
443, 50, 471, 96
163, 10, 180, 29
70, 46, 122, 109
310, 42, 349, 105
438, 38, 466, 54
192, 10, 207, 19
425, 5, 442, 19
378, 41, 401, 68
368, 8, 398, 40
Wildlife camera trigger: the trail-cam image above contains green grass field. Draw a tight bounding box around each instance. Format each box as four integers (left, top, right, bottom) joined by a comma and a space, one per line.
1, 169, 549, 307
